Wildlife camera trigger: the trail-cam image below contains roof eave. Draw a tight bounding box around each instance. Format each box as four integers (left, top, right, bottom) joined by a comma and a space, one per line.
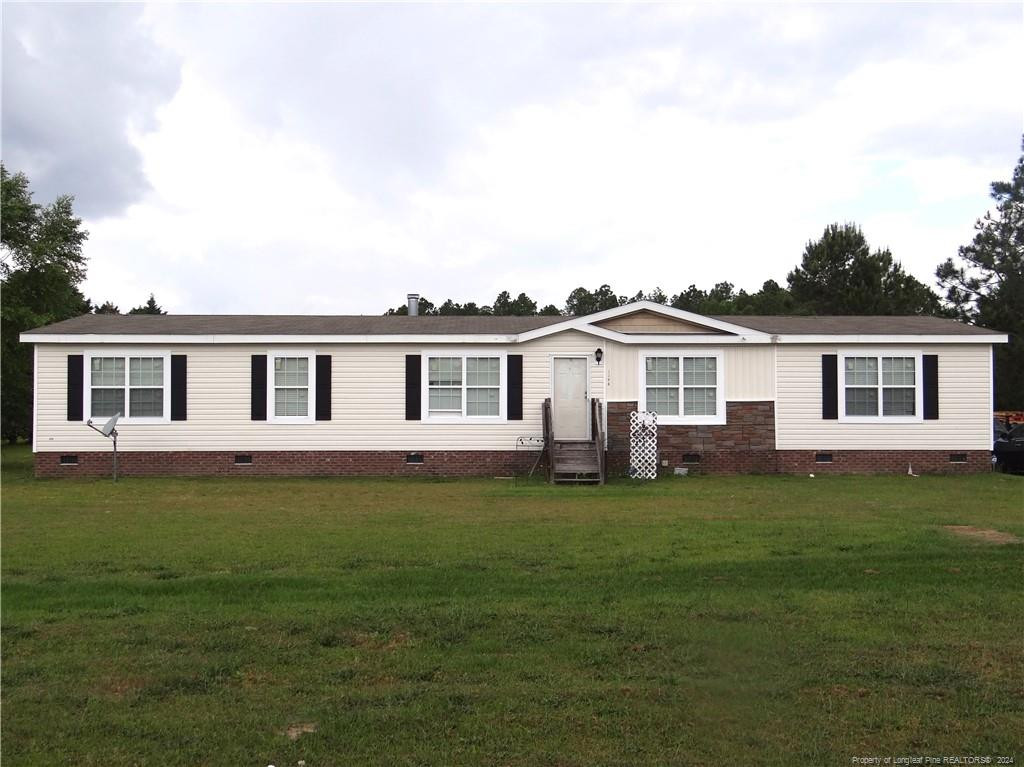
20, 331, 1007, 345
773, 333, 1008, 344
19, 333, 523, 344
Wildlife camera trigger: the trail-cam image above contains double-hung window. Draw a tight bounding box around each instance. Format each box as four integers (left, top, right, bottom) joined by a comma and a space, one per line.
425, 354, 503, 419
270, 353, 314, 420
639, 352, 725, 424
841, 353, 921, 421
87, 353, 169, 420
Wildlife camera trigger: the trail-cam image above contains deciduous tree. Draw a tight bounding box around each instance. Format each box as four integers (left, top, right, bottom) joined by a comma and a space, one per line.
1, 166, 90, 442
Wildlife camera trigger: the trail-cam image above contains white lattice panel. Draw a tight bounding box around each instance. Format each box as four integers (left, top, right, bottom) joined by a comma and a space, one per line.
629, 411, 658, 480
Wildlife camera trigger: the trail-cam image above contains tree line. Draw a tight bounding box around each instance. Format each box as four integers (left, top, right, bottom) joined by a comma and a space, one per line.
385, 140, 1023, 410
386, 222, 946, 319
2, 138, 1021, 442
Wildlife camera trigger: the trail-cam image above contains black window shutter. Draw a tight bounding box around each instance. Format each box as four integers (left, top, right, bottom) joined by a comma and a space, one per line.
170, 355, 187, 421
822, 354, 838, 420
923, 354, 939, 420
251, 355, 267, 421
507, 354, 523, 420
405, 354, 421, 420
67, 354, 84, 421
315, 354, 331, 421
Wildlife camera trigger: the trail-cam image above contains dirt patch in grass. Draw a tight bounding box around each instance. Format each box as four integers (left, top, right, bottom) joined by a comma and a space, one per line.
942, 525, 1021, 545
283, 722, 317, 741
95, 675, 150, 701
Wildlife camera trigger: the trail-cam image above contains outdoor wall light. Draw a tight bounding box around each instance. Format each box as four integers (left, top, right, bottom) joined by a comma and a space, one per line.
594, 347, 604, 364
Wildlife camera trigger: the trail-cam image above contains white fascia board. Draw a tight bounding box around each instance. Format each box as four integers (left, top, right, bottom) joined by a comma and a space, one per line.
516, 299, 765, 337
516, 322, 772, 345
19, 330, 1008, 346
517, 302, 770, 342
520, 323, 632, 343
19, 333, 522, 345
609, 333, 773, 345
773, 334, 1008, 344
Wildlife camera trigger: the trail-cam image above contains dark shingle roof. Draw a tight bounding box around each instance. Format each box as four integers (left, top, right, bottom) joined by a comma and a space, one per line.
22, 312, 998, 337
22, 314, 569, 335
708, 315, 998, 336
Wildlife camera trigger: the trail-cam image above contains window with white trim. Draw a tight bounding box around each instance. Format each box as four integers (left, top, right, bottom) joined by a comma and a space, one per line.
639, 352, 724, 424
89, 355, 166, 419
273, 356, 310, 417
842, 354, 918, 418
427, 355, 502, 418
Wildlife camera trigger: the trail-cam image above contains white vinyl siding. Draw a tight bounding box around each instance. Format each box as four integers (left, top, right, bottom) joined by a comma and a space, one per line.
33, 337, 996, 455
604, 342, 775, 403
776, 344, 992, 450
33, 331, 604, 452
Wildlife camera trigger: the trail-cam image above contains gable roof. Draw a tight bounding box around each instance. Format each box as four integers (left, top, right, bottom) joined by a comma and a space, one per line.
514, 301, 1002, 342
20, 303, 1004, 343
594, 309, 729, 334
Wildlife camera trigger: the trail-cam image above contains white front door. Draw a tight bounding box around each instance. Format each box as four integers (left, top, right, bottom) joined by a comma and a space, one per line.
552, 357, 589, 440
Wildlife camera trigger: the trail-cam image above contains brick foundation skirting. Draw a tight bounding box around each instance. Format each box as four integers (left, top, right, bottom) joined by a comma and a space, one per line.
776, 450, 991, 475
605, 400, 991, 476
34, 449, 542, 478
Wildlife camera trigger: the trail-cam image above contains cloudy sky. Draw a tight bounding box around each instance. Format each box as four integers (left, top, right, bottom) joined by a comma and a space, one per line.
3, 3, 1021, 314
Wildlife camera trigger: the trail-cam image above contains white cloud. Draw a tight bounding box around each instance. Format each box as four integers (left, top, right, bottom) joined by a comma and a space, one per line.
14, 2, 1017, 314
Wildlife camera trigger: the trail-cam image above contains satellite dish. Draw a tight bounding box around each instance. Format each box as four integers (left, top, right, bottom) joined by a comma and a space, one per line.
85, 412, 122, 481
101, 412, 120, 436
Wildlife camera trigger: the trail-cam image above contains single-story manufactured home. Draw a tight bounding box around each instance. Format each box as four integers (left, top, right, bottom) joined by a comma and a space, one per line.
21, 297, 1008, 479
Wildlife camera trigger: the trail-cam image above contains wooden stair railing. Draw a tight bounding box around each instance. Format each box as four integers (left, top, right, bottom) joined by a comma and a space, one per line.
542, 397, 555, 484
590, 398, 607, 485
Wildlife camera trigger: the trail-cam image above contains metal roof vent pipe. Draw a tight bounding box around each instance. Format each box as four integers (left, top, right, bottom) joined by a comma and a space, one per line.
407, 293, 420, 316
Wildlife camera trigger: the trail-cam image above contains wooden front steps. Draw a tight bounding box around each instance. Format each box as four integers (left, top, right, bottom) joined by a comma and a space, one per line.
551, 440, 603, 483
542, 397, 608, 485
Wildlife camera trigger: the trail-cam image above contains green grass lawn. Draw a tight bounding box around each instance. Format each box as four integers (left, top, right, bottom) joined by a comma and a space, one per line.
2, 445, 1022, 766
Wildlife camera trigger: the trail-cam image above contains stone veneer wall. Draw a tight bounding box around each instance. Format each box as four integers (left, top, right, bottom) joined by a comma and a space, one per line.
606, 400, 778, 475
605, 401, 991, 475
